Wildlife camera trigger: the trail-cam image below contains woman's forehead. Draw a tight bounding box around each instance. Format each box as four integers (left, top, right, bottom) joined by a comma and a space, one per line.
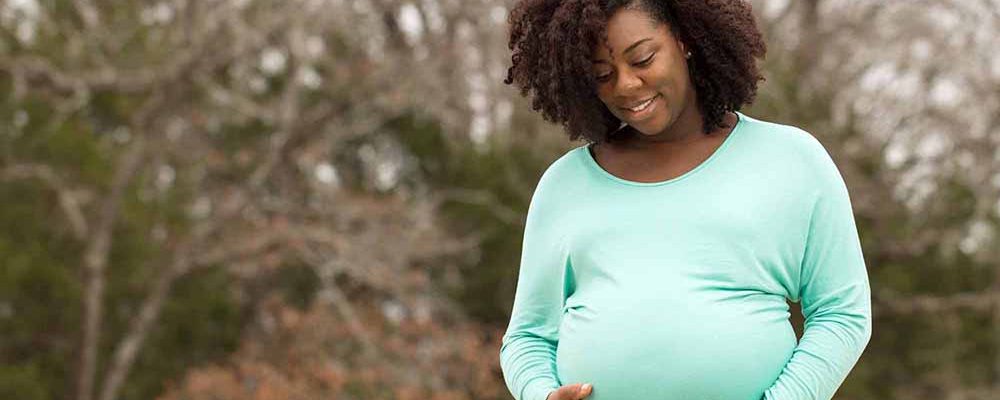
594, 8, 672, 58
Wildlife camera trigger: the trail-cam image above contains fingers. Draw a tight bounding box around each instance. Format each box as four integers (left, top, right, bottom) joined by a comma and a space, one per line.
549, 383, 593, 400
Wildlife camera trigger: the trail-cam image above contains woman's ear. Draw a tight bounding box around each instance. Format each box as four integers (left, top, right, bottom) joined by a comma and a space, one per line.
680, 42, 691, 59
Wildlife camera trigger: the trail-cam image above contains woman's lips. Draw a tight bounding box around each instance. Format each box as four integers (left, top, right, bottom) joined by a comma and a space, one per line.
620, 94, 660, 120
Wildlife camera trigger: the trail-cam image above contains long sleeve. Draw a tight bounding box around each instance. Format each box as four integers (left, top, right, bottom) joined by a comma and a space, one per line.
499, 173, 575, 400
763, 141, 873, 400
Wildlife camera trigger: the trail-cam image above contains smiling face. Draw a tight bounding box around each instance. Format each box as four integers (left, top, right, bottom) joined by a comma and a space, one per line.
592, 7, 695, 138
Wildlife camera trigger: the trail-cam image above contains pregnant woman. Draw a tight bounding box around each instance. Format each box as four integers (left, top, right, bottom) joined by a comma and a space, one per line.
498, 1, 872, 399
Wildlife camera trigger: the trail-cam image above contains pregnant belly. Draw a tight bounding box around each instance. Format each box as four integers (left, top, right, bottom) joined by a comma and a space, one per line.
555, 293, 796, 400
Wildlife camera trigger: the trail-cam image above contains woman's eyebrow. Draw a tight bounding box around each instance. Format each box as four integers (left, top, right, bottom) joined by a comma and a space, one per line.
623, 37, 653, 54
592, 37, 654, 64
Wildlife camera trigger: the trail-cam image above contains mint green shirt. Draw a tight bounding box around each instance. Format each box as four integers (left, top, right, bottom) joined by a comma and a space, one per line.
499, 112, 872, 400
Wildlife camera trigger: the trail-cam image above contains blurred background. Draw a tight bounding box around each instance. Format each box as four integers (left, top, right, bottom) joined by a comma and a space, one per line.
0, 0, 998, 399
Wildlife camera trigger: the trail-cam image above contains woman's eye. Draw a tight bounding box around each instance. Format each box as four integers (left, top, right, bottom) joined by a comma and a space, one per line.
595, 73, 612, 82
635, 54, 655, 66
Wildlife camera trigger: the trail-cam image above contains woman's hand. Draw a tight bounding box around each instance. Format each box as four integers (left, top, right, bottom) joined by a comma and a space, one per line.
546, 383, 593, 400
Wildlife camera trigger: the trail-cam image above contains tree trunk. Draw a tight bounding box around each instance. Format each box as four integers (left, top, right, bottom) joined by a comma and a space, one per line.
75, 139, 145, 400
97, 250, 188, 400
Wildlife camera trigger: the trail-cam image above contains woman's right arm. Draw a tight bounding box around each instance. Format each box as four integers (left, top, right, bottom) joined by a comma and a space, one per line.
499, 172, 577, 400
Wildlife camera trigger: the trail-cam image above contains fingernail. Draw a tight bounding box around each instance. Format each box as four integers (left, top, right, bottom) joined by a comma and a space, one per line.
581, 383, 591, 392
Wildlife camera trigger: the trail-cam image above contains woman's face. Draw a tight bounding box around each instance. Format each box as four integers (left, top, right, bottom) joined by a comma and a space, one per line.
591, 8, 694, 137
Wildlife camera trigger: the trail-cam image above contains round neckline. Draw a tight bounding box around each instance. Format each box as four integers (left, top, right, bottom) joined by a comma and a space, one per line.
582, 111, 744, 187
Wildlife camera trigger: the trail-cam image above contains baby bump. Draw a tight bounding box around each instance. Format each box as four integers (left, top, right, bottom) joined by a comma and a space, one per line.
555, 296, 796, 400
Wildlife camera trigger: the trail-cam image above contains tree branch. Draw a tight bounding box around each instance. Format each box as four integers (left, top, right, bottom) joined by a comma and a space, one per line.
0, 163, 88, 240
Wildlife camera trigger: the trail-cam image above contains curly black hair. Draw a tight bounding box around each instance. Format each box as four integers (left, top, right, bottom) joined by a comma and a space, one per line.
504, 0, 766, 142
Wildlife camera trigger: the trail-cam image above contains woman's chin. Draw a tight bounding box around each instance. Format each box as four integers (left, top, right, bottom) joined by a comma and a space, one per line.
630, 122, 667, 137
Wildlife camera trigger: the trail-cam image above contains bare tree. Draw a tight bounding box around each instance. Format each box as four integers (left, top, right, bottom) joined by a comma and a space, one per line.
2, 0, 515, 399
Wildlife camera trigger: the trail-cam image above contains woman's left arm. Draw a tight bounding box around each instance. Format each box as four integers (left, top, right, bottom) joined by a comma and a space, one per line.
764, 138, 873, 400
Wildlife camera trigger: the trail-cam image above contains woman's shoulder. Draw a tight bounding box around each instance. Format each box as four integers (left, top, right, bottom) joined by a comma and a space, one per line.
735, 113, 849, 192
526, 144, 589, 199
737, 112, 822, 151
738, 113, 837, 165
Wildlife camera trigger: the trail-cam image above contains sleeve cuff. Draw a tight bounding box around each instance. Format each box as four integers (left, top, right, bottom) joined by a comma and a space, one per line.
525, 383, 559, 400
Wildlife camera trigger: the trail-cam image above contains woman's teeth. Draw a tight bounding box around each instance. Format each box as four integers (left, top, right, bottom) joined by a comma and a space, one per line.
628, 97, 655, 112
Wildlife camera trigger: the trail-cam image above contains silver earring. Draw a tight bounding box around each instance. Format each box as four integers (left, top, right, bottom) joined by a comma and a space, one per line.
685, 51, 692, 59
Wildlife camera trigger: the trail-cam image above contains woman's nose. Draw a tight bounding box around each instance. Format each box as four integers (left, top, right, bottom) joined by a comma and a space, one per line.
615, 69, 643, 93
